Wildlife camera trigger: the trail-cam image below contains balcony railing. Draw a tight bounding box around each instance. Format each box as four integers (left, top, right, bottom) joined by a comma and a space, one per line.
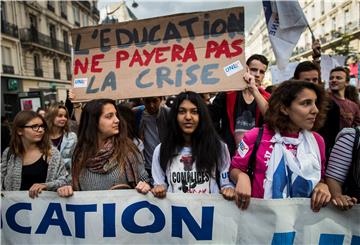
34, 68, 43, 77
1, 20, 19, 38
2, 65, 15, 74
20, 28, 71, 54
54, 72, 61, 79
74, 21, 80, 27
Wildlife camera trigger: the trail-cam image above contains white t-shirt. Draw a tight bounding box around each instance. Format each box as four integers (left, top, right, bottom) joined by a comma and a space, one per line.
151, 142, 234, 193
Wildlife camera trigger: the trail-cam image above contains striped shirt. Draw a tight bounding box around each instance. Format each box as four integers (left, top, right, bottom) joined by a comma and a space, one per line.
326, 128, 358, 183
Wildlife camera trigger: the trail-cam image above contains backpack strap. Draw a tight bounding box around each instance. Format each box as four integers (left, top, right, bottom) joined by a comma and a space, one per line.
247, 127, 264, 183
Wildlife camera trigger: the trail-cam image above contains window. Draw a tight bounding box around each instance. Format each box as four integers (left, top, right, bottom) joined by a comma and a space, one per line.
344, 9, 350, 31
49, 24, 57, 48
82, 13, 88, 26
311, 4, 315, 21
63, 30, 69, 52
60, 1, 67, 18
53, 59, 60, 79
34, 54, 41, 69
2, 46, 12, 65
321, 0, 324, 14
344, 9, 350, 24
29, 14, 37, 29
34, 53, 42, 77
47, 1, 55, 12
73, 6, 80, 26
66, 61, 72, 80
1, 1, 7, 22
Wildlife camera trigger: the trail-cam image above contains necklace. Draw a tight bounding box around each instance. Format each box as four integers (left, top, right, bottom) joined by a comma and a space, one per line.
52, 135, 63, 150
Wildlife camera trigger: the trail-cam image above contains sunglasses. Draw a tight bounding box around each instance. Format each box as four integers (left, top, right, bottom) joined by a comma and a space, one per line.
22, 124, 46, 132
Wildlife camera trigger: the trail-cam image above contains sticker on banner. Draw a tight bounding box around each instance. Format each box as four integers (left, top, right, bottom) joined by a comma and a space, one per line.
238, 140, 249, 157
224, 60, 243, 77
74, 78, 88, 88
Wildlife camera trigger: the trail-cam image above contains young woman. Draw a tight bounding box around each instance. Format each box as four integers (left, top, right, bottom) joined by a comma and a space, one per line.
45, 104, 77, 173
231, 80, 331, 212
57, 99, 151, 196
151, 91, 234, 199
1, 111, 68, 198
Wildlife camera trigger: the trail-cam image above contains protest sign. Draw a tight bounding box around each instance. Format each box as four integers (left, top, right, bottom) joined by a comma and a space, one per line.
270, 61, 299, 84
2, 191, 359, 244
321, 54, 346, 88
71, 7, 246, 101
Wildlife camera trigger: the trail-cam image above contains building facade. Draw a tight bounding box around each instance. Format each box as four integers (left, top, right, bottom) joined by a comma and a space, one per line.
1, 1, 99, 120
246, 0, 359, 83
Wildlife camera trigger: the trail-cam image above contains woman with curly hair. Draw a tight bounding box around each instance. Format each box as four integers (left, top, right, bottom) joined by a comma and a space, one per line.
231, 79, 331, 212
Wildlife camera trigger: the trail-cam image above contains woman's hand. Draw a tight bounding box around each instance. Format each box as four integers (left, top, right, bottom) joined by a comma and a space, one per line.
311, 182, 331, 212
234, 172, 252, 210
331, 195, 357, 210
29, 183, 47, 198
57, 185, 74, 197
221, 187, 235, 200
151, 185, 167, 198
135, 181, 151, 194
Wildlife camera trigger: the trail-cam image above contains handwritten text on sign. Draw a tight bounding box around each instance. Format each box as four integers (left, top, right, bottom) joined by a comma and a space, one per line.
71, 7, 246, 101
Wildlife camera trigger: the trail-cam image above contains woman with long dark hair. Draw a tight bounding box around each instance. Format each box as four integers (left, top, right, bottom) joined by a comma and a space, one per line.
1, 111, 68, 198
231, 80, 331, 212
151, 91, 234, 199
45, 104, 77, 174
57, 99, 150, 196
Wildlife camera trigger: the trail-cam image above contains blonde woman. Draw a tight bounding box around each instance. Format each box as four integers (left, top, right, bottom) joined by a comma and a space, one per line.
45, 104, 77, 173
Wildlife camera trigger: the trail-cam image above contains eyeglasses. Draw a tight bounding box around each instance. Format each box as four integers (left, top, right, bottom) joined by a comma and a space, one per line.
22, 124, 46, 131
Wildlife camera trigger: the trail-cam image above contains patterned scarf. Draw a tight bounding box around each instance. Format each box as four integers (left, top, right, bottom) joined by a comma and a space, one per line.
84, 139, 141, 188
86, 140, 117, 173
263, 130, 321, 199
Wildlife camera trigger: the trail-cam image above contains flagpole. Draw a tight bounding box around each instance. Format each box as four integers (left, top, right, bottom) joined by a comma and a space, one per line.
307, 24, 316, 42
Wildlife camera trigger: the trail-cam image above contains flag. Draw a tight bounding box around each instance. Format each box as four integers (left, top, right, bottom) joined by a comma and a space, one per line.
263, 0, 308, 70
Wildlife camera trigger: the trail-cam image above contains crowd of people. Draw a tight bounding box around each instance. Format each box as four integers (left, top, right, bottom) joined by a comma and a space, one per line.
1, 43, 359, 213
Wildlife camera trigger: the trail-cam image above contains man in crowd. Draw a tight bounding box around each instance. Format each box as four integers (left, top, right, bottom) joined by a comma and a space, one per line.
329, 67, 360, 129
210, 54, 270, 157
293, 60, 340, 163
139, 97, 170, 176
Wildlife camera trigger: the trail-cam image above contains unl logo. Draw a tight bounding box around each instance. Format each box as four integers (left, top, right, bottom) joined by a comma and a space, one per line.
238, 140, 249, 157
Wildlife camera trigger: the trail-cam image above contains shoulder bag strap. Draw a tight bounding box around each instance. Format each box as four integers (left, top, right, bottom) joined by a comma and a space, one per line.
247, 127, 264, 184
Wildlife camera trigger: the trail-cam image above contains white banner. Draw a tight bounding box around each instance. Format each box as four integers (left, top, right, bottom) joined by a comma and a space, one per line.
1, 191, 359, 244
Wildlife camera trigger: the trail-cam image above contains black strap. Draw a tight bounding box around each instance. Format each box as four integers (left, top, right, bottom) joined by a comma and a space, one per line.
247, 127, 263, 183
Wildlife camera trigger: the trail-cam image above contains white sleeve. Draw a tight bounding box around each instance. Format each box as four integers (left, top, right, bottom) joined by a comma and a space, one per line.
218, 143, 235, 189
151, 144, 168, 188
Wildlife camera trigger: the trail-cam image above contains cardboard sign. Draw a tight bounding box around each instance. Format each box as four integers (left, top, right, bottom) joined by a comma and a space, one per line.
71, 7, 246, 101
